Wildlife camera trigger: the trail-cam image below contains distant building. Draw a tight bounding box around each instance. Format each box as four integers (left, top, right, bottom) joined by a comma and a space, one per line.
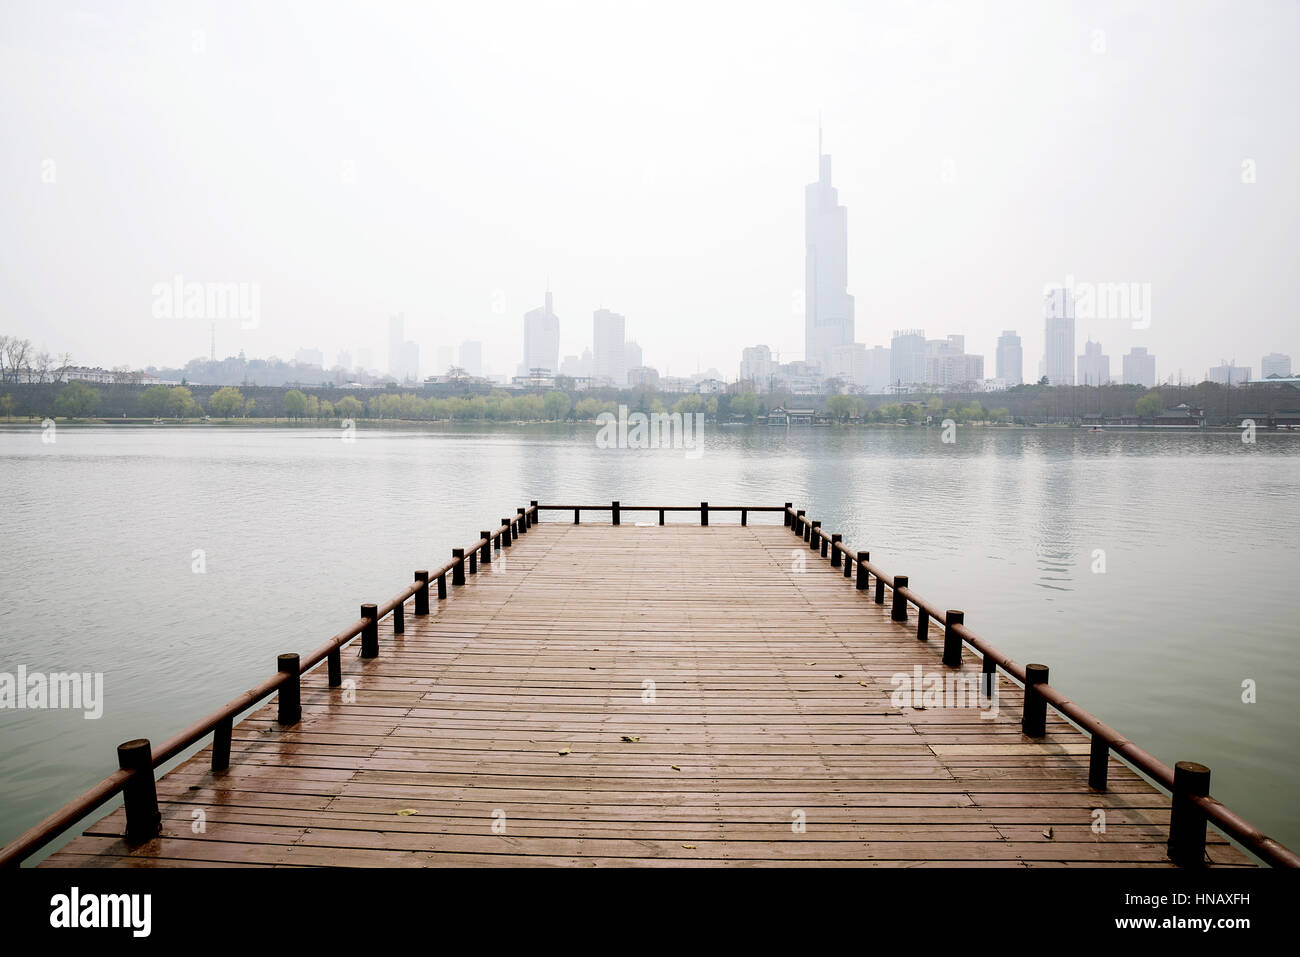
1261, 352, 1292, 378
996, 331, 1022, 386
294, 347, 323, 368
1077, 340, 1110, 386
436, 345, 454, 377
1122, 347, 1156, 387
625, 340, 643, 376
387, 314, 419, 382
889, 330, 926, 390
336, 350, 353, 372
521, 289, 560, 378
767, 407, 816, 425
804, 131, 855, 374
1043, 287, 1075, 385
592, 309, 626, 386
459, 340, 483, 378
739, 345, 778, 389
560, 349, 591, 378
864, 346, 891, 393
1207, 362, 1250, 385
628, 366, 660, 389
829, 342, 868, 389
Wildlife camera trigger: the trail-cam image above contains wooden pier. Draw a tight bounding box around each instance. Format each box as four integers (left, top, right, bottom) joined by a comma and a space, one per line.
6, 503, 1294, 868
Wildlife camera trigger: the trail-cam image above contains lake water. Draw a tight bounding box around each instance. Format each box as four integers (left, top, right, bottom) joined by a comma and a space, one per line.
1, 423, 1298, 860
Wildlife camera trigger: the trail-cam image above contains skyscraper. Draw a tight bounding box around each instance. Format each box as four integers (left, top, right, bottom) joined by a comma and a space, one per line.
1042, 288, 1075, 385
1077, 340, 1110, 386
522, 288, 560, 377
388, 314, 405, 378
1262, 352, 1292, 378
592, 309, 626, 386
459, 340, 483, 378
1122, 347, 1156, 387
804, 129, 854, 374
996, 331, 1022, 385
889, 330, 926, 390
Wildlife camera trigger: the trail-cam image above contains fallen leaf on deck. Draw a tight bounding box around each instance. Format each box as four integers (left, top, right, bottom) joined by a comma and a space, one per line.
621, 735, 641, 743
1043, 827, 1054, 839
396, 809, 418, 816
858, 681, 869, 688
834, 673, 844, 678
670, 765, 680, 771
681, 844, 696, 849
557, 747, 571, 756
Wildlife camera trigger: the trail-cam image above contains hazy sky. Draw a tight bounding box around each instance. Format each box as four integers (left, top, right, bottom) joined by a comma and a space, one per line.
2, 0, 1297, 382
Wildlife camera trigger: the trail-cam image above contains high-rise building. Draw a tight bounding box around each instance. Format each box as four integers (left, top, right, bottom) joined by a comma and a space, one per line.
739, 345, 777, 388
459, 340, 483, 378
923, 336, 983, 390
889, 330, 926, 390
522, 289, 560, 377
436, 345, 454, 376
335, 350, 352, 372
592, 309, 626, 386
1077, 340, 1110, 386
1043, 288, 1076, 385
294, 347, 323, 368
804, 130, 854, 374
1261, 352, 1292, 378
625, 340, 643, 375
864, 346, 891, 393
829, 343, 868, 389
996, 331, 1022, 385
387, 313, 419, 382
1122, 347, 1156, 387
1207, 361, 1250, 385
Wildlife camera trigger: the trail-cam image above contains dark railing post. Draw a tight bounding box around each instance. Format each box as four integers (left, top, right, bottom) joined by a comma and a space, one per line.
468, 547, 478, 575
574, 508, 580, 525
452, 549, 466, 586
361, 604, 379, 658
701, 502, 708, 526
795, 509, 805, 535
1021, 663, 1048, 737
916, 607, 929, 641
741, 508, 747, 527
843, 550, 852, 577
890, 575, 909, 621
277, 653, 301, 725
517, 507, 527, 533
502, 520, 512, 547
981, 654, 996, 698
820, 531, 830, 559
531, 500, 539, 524
784, 503, 793, 527
1168, 761, 1211, 867
437, 572, 447, 599
117, 739, 160, 843
393, 598, 405, 633
856, 551, 869, 590
943, 610, 964, 665
479, 535, 491, 566
1089, 734, 1109, 791
808, 521, 819, 549
612, 501, 620, 526
212, 717, 232, 772
658, 508, 664, 525
414, 570, 430, 615
874, 576, 885, 604
328, 647, 341, 687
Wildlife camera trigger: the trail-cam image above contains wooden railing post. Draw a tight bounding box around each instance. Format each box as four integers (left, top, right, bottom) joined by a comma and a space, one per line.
1021, 663, 1048, 737
794, 509, 805, 535
658, 508, 665, 525
531, 500, 539, 524
612, 501, 620, 526
856, 551, 869, 590
805, 518, 815, 544
942, 610, 964, 665
916, 607, 929, 641
452, 549, 466, 586
874, 576, 885, 604
393, 598, 405, 633
1089, 734, 1109, 791
890, 576, 909, 621
808, 521, 820, 549
277, 653, 301, 725
328, 647, 341, 687
414, 570, 430, 615
819, 530, 830, 559
502, 520, 512, 547
361, 604, 379, 658
741, 508, 747, 527
479, 535, 492, 566
829, 533, 841, 566
212, 718, 232, 772
981, 654, 996, 697
1168, 761, 1211, 867
574, 508, 580, 525
117, 739, 161, 843
784, 502, 793, 527
517, 507, 527, 533
467, 546, 478, 575
701, 502, 708, 526
437, 571, 448, 599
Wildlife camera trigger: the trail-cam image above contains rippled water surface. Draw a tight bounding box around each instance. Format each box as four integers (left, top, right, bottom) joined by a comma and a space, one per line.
2, 424, 1297, 858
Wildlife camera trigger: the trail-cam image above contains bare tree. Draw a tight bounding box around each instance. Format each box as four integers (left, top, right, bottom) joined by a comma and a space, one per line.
33, 351, 52, 384
3, 337, 31, 382
55, 351, 73, 382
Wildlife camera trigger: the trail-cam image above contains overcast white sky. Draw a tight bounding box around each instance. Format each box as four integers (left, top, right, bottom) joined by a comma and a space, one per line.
2, 0, 1296, 381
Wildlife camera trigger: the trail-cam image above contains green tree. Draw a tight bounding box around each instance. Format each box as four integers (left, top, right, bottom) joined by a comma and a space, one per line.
825, 394, 857, 421
730, 393, 758, 419
283, 389, 308, 419
140, 384, 171, 417
0, 394, 14, 420
543, 391, 571, 420
336, 395, 364, 419
208, 386, 245, 419
167, 386, 197, 419
53, 381, 100, 418
1135, 392, 1163, 418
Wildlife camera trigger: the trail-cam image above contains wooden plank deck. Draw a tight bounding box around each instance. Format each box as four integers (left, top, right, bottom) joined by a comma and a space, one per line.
43, 522, 1254, 867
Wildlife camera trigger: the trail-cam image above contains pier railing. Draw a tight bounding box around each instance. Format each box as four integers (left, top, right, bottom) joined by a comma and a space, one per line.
2, 499, 1295, 869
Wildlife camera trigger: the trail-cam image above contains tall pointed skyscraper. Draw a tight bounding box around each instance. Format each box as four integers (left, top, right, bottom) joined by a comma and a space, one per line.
804, 128, 855, 374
